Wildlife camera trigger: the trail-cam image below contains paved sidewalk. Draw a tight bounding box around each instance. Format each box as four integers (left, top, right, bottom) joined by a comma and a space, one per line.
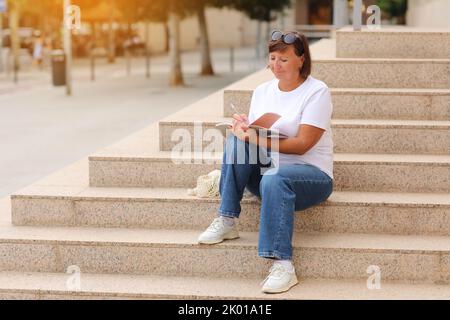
0, 47, 266, 197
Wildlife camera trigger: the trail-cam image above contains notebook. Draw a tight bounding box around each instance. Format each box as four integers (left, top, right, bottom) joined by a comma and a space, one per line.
215, 112, 288, 139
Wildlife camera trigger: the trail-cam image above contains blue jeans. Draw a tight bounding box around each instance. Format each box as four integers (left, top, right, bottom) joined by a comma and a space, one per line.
219, 134, 333, 260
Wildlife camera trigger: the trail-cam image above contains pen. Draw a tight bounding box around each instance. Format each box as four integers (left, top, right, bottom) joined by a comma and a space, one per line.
231, 103, 247, 122
230, 103, 249, 131
230, 103, 239, 114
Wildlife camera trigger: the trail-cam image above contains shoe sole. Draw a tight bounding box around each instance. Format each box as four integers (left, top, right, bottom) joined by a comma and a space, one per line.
197, 231, 239, 244
262, 277, 299, 294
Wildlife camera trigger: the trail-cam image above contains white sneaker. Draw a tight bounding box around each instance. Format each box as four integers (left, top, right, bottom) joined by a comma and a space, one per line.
261, 263, 299, 294
197, 217, 239, 244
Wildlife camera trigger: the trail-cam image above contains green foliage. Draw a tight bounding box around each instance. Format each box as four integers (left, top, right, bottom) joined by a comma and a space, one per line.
7, 0, 292, 25
376, 0, 407, 17
224, 0, 291, 21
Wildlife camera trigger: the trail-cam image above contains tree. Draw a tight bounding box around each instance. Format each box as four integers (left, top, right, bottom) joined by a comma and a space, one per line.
214, 0, 291, 58
128, 0, 183, 85
134, 0, 169, 52
112, 0, 184, 86
167, 0, 184, 86
139, 0, 224, 78
7, 0, 22, 82
108, 0, 116, 63
196, 2, 213, 75
214, 0, 291, 24
159, 0, 291, 82
233, 0, 291, 38
377, 0, 407, 23
183, 0, 216, 76
135, 0, 187, 86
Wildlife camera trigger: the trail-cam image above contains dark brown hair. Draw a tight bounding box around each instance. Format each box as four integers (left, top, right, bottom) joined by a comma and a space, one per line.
268, 31, 312, 79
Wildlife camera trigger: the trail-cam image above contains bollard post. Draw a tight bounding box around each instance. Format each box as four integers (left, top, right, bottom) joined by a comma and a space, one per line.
353, 0, 362, 31
9, 1, 19, 83
230, 46, 234, 72
0, 13, 3, 73
145, 22, 150, 79
126, 47, 131, 76
90, 47, 95, 81
63, 0, 73, 95
91, 22, 97, 82
146, 48, 150, 79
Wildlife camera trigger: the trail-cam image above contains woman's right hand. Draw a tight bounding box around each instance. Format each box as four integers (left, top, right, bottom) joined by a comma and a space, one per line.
232, 113, 249, 133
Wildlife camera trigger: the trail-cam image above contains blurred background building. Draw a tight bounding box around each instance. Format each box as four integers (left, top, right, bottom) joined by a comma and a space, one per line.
0, 0, 448, 73
407, 0, 450, 28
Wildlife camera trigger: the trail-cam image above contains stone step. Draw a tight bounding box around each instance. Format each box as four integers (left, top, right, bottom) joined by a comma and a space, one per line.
226, 39, 450, 89
1, 271, 449, 300
159, 117, 450, 155
307, 39, 450, 89
10, 179, 450, 236
223, 88, 450, 121
0, 207, 448, 283
90, 139, 450, 193
313, 58, 450, 89
244, 57, 450, 90
336, 27, 450, 59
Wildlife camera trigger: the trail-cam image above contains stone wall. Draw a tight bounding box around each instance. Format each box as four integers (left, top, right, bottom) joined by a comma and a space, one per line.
407, 0, 450, 28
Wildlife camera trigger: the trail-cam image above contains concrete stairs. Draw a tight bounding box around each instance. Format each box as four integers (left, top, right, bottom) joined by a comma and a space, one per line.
2, 27, 450, 299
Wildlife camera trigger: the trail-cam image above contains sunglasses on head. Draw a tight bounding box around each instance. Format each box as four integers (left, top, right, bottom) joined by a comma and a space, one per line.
271, 31, 300, 44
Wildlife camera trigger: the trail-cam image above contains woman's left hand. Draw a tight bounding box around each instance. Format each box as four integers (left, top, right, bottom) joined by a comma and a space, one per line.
234, 127, 258, 144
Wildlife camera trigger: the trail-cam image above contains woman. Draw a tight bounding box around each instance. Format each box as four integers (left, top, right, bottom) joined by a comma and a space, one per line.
32, 32, 44, 68
198, 31, 334, 294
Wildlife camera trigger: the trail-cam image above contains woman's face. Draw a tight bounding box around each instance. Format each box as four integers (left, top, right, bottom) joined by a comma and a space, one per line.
269, 46, 304, 82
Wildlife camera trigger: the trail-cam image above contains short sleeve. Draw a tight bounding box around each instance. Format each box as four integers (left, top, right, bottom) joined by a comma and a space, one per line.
248, 85, 263, 124
248, 93, 257, 124
299, 86, 333, 130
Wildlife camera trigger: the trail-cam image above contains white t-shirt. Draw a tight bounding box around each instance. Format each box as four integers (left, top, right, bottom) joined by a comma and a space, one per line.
248, 76, 334, 179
